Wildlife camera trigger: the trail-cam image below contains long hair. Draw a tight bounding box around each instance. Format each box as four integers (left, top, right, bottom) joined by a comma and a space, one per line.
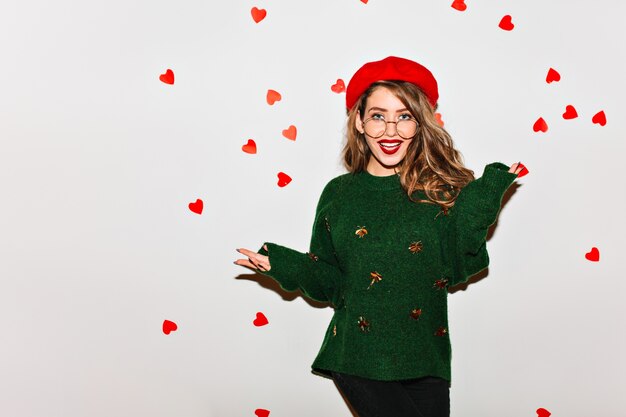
342, 80, 475, 211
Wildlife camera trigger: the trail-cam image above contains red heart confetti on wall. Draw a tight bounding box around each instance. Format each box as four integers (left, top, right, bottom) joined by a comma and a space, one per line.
562, 105, 578, 119
536, 408, 551, 417
266, 89, 282, 105
450, 0, 467, 11
255, 409, 270, 417
159, 69, 175, 85
516, 162, 529, 178
242, 139, 257, 154
499, 15, 514, 31
331, 79, 346, 93
253, 312, 269, 326
360, 0, 368, 4
592, 110, 606, 126
251, 7, 267, 23
282, 125, 297, 140
163, 320, 178, 335
434, 112, 444, 127
188, 199, 203, 215
277, 172, 292, 187
585, 247, 600, 262
546, 68, 561, 83
533, 117, 548, 132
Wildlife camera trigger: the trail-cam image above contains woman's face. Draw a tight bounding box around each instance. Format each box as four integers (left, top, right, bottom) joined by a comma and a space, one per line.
355, 87, 416, 176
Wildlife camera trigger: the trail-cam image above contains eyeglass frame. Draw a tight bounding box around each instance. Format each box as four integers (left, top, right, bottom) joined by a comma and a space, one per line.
361, 116, 420, 139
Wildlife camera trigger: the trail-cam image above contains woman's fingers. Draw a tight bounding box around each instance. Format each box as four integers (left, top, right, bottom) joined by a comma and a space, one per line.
509, 161, 523, 175
235, 248, 271, 272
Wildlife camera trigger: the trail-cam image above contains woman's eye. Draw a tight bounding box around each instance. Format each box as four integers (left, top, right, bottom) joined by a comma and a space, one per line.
399, 113, 413, 120
371, 113, 384, 120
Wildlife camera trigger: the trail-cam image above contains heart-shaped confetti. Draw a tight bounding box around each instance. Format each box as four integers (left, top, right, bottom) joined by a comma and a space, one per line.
434, 112, 444, 127
159, 69, 175, 85
562, 105, 578, 119
331, 79, 346, 93
533, 117, 548, 132
277, 172, 292, 187
546, 68, 561, 83
516, 162, 529, 178
499, 15, 514, 31
242, 139, 257, 154
253, 312, 269, 326
585, 247, 599, 262
360, 0, 368, 3
251, 7, 267, 23
255, 409, 270, 417
451, 0, 467, 11
163, 320, 178, 335
592, 110, 606, 126
536, 407, 551, 417
282, 125, 297, 141
189, 199, 203, 215
266, 89, 281, 105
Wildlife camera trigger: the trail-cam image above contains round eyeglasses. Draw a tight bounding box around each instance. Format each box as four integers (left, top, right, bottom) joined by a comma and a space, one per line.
362, 116, 419, 139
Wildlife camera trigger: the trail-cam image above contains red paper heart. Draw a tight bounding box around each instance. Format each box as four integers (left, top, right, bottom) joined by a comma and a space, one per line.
331, 79, 346, 93
266, 89, 281, 105
251, 7, 267, 23
499, 15, 514, 31
277, 172, 292, 187
254, 409, 270, 417
282, 125, 297, 141
159, 69, 175, 85
242, 139, 257, 154
434, 112, 444, 127
188, 199, 203, 215
533, 117, 548, 132
360, 0, 368, 3
585, 247, 599, 262
562, 105, 578, 120
546, 68, 561, 83
592, 110, 606, 126
516, 163, 529, 178
536, 407, 551, 417
451, 0, 467, 11
253, 312, 269, 326
163, 320, 178, 335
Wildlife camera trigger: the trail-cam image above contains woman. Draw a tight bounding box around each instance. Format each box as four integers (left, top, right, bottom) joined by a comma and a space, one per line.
235, 56, 523, 417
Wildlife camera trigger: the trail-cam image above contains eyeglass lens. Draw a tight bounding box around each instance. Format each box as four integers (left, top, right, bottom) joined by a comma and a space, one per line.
364, 119, 418, 139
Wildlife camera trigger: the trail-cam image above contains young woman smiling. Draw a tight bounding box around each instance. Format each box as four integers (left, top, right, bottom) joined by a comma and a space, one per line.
235, 56, 523, 417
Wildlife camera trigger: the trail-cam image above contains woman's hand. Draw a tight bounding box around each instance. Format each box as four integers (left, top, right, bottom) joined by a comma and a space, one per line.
509, 161, 523, 175
234, 245, 271, 272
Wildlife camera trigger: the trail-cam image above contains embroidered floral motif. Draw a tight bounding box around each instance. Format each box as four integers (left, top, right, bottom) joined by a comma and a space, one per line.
433, 278, 449, 290
307, 252, 319, 261
434, 326, 448, 337
408, 241, 423, 253
357, 316, 371, 332
354, 226, 368, 238
333, 324, 337, 336
324, 217, 331, 232
410, 308, 422, 320
367, 271, 383, 290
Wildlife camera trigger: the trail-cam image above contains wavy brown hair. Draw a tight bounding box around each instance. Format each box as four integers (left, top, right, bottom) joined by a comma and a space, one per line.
342, 80, 475, 212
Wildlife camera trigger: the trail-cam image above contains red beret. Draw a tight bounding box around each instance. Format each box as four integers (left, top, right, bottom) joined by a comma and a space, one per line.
345, 56, 439, 111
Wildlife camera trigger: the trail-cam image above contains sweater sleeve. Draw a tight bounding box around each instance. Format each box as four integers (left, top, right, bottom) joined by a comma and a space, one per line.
443, 162, 519, 287
255, 178, 344, 307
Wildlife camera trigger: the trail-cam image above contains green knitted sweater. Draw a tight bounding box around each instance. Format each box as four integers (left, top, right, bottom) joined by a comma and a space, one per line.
257, 162, 518, 383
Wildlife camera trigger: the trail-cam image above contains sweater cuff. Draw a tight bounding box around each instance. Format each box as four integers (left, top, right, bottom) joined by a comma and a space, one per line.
256, 242, 302, 292
480, 162, 519, 197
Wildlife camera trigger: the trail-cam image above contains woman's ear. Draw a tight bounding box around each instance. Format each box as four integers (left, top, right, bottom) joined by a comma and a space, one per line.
355, 110, 364, 134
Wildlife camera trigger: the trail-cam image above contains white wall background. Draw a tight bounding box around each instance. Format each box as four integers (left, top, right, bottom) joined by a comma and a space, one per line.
1, 1, 625, 416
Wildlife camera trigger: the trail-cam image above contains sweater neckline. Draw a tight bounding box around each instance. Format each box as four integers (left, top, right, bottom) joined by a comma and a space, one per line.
355, 169, 404, 191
